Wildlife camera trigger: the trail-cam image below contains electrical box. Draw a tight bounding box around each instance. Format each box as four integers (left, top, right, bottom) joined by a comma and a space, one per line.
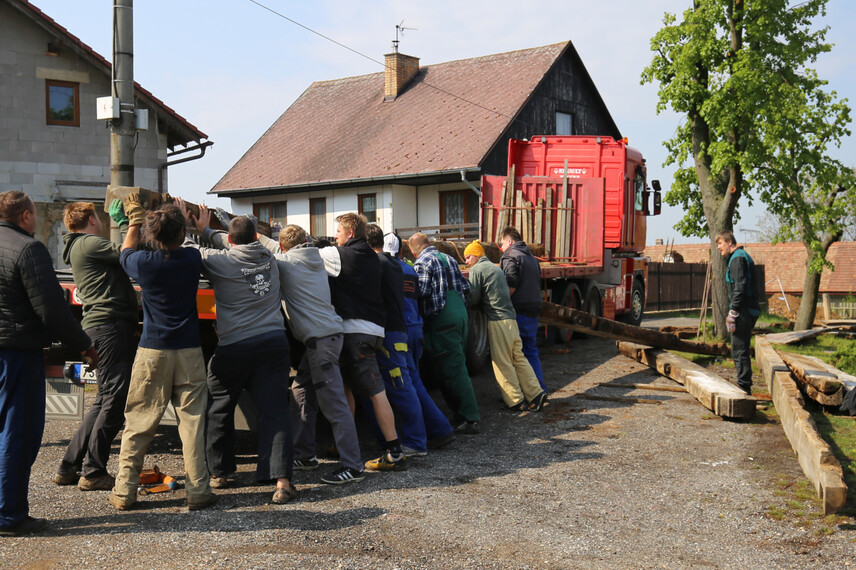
134, 108, 149, 131
96, 96, 120, 120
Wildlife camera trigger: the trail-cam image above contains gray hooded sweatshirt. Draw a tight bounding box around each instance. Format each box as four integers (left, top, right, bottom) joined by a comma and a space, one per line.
186, 229, 285, 346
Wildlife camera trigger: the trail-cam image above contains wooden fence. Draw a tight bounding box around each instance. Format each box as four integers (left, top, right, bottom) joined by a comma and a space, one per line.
646, 262, 766, 313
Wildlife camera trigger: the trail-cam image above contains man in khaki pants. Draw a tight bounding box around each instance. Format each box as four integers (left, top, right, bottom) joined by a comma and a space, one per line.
463, 241, 547, 412
108, 196, 215, 511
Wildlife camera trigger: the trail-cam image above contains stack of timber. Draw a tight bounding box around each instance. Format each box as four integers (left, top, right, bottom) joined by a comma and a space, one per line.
755, 335, 847, 515
539, 301, 731, 356
765, 327, 829, 345
777, 352, 846, 407
616, 342, 756, 419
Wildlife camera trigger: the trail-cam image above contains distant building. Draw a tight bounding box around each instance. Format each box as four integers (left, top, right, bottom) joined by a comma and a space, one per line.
0, 0, 207, 266
210, 41, 620, 239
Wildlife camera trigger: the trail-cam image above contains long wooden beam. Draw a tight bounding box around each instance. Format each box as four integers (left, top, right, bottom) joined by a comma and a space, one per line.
539, 301, 730, 356
755, 335, 847, 515
616, 342, 756, 419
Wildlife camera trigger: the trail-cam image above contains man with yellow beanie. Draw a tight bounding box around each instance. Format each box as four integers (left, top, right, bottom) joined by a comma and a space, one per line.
463, 241, 547, 411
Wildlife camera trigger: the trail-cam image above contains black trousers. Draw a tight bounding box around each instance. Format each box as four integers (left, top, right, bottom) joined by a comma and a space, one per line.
731, 310, 757, 393
205, 332, 293, 481
60, 321, 136, 478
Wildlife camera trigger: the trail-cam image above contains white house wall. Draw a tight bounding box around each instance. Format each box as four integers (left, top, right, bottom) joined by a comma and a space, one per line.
231, 180, 478, 237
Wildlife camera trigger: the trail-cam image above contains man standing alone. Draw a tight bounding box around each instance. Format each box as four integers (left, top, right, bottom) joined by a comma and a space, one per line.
0, 191, 95, 536
53, 201, 138, 492
499, 227, 547, 392
716, 230, 761, 395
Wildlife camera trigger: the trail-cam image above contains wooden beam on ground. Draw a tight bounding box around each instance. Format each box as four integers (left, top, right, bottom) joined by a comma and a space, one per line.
574, 393, 663, 405
778, 352, 844, 394
755, 335, 847, 515
539, 301, 731, 356
602, 383, 688, 393
765, 328, 829, 345
616, 342, 756, 419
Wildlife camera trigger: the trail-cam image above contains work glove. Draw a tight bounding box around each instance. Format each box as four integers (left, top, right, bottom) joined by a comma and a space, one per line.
81, 345, 99, 370
726, 310, 738, 333
125, 193, 146, 226
108, 199, 128, 226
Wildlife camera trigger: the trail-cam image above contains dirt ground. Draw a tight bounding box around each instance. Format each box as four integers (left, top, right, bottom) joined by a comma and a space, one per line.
1, 332, 855, 568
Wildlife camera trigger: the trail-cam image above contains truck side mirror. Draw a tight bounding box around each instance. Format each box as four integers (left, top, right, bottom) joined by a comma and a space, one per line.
642, 190, 650, 216
653, 191, 662, 216
652, 179, 661, 191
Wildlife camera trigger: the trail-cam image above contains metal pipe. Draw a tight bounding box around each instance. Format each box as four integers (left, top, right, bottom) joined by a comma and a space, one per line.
157, 141, 214, 194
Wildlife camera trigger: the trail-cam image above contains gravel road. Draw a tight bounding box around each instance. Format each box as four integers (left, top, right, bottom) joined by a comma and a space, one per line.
2, 333, 854, 569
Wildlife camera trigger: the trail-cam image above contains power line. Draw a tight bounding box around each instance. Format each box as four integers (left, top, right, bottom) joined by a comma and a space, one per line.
245, 0, 525, 126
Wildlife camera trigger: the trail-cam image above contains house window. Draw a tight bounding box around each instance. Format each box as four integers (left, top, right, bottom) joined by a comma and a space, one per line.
440, 190, 479, 225
46, 80, 79, 126
254, 201, 287, 238
556, 111, 573, 136
310, 198, 327, 237
358, 193, 377, 224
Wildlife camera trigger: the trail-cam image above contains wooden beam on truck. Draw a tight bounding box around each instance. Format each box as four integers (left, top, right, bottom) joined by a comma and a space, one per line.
755, 335, 847, 515
616, 342, 756, 419
535, 198, 543, 247
539, 301, 731, 356
545, 187, 553, 257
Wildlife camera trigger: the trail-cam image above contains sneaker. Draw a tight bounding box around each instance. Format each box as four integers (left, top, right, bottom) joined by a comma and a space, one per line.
527, 391, 548, 412
0, 516, 48, 537
454, 421, 480, 435
507, 400, 526, 412
78, 473, 115, 491
188, 492, 218, 511
365, 452, 407, 471
108, 492, 136, 510
271, 482, 297, 504
321, 466, 366, 485
52, 470, 79, 486
401, 445, 428, 458
428, 432, 456, 449
209, 476, 229, 489
293, 456, 319, 471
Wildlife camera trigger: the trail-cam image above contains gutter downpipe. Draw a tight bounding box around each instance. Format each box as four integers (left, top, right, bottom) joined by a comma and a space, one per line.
157, 140, 214, 194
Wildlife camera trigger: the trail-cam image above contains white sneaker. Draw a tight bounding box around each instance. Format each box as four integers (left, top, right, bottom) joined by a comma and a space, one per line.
401, 445, 428, 458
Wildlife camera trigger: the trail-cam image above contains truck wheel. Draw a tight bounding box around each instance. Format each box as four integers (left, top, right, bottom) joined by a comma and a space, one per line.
551, 282, 582, 343
466, 309, 490, 373
585, 287, 602, 317
617, 279, 644, 327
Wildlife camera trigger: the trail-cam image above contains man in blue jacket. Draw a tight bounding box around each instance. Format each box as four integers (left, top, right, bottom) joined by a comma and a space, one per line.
0, 191, 95, 536
716, 231, 761, 395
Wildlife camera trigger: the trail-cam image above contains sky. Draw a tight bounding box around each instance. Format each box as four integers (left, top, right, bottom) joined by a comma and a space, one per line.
30, 0, 856, 245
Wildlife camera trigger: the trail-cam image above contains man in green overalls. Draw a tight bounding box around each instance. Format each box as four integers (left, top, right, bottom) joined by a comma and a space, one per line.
409, 233, 480, 434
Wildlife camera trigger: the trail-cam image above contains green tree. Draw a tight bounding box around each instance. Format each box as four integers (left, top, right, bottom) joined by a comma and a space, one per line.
641, 0, 840, 337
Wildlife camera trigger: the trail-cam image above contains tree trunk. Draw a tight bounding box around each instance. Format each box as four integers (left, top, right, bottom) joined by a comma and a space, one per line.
795, 260, 820, 330
708, 239, 730, 338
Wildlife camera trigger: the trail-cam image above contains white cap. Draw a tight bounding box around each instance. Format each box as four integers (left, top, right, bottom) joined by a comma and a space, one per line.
383, 233, 400, 254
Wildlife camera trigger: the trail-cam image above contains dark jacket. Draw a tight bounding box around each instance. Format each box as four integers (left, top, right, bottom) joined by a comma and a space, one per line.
328, 237, 385, 328
500, 241, 542, 317
725, 247, 761, 318
0, 221, 91, 351
378, 252, 406, 333
62, 232, 138, 330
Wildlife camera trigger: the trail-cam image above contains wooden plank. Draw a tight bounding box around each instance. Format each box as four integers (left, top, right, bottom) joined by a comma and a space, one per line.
535, 198, 543, 246
616, 342, 755, 419
755, 335, 847, 515
539, 301, 731, 356
602, 383, 688, 393
545, 187, 553, 257
778, 352, 844, 394
766, 328, 828, 345
574, 393, 663, 405
484, 203, 493, 244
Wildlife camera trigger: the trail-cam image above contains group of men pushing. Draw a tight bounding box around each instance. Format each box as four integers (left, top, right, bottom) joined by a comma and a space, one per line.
0, 189, 548, 536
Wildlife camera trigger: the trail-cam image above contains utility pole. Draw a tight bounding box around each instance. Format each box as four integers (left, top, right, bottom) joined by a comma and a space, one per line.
110, 0, 134, 242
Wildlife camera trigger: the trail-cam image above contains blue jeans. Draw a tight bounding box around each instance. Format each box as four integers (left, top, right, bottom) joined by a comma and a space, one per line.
0, 349, 45, 528
407, 325, 454, 439
516, 313, 546, 391
375, 331, 426, 452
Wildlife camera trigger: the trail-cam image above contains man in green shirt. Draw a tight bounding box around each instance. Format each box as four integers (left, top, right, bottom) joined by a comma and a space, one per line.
464, 241, 547, 411
53, 201, 138, 491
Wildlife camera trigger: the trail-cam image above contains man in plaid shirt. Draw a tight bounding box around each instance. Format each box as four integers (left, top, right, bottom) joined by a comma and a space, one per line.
409, 233, 480, 434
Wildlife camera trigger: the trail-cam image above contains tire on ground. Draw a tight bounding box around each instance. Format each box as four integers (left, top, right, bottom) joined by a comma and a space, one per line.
549, 281, 582, 344
465, 308, 490, 373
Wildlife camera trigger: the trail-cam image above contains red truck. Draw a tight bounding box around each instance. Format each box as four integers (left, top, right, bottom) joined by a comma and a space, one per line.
480, 135, 660, 325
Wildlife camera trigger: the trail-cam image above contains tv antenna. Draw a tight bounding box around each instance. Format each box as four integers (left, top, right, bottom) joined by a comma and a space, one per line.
392, 20, 417, 52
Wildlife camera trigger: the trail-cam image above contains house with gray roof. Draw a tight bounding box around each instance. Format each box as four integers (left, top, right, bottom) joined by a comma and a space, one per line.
211, 41, 620, 240
0, 0, 208, 266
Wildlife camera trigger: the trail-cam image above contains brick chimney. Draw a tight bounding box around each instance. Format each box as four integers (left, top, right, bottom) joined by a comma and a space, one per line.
384, 52, 419, 101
